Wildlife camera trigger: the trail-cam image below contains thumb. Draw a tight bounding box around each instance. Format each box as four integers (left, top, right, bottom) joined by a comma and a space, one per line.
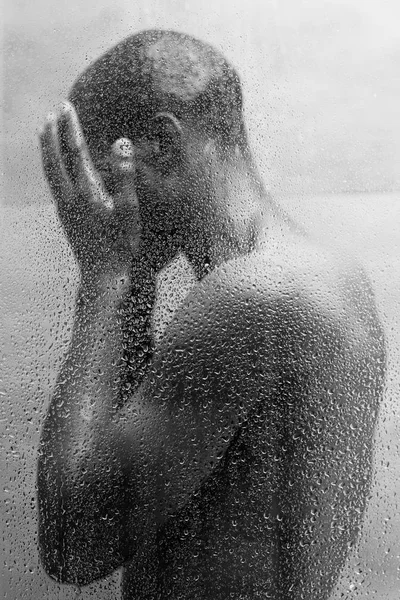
110, 138, 137, 204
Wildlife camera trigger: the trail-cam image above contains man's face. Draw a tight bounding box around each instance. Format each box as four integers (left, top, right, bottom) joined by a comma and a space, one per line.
132, 128, 217, 252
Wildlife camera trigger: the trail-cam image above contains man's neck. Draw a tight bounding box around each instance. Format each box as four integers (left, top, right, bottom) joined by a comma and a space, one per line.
188, 156, 270, 279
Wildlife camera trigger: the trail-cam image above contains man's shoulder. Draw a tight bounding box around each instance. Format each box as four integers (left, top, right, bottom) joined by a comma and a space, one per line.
206, 232, 358, 304
162, 229, 382, 362
208, 230, 381, 351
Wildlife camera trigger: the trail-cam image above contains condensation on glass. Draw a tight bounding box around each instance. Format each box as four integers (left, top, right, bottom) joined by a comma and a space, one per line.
2, 1, 399, 599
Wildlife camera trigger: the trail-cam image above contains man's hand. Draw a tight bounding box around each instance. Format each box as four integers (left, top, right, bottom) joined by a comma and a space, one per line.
40, 102, 141, 278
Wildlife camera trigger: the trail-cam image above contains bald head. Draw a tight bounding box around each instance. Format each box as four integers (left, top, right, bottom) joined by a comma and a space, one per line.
69, 30, 246, 163
67, 31, 261, 274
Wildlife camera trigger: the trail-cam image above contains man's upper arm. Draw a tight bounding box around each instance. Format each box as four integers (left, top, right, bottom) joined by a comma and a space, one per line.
114, 271, 278, 523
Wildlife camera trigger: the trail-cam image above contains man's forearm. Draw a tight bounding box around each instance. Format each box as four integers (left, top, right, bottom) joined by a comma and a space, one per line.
46, 271, 131, 453
37, 265, 156, 582
43, 259, 156, 449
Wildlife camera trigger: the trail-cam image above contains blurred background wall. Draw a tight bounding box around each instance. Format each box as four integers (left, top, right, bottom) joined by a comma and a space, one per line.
3, 0, 400, 204
2, 1, 400, 599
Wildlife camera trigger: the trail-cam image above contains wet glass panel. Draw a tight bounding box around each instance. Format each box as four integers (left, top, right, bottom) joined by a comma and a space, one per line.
2, 1, 399, 599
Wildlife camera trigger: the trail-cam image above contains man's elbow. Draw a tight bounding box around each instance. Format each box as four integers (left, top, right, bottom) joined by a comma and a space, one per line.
38, 522, 85, 586
37, 491, 126, 586
36, 442, 132, 585
41, 561, 99, 587
38, 529, 114, 587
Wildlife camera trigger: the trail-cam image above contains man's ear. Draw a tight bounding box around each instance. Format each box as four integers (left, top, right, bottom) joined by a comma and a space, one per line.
147, 112, 183, 174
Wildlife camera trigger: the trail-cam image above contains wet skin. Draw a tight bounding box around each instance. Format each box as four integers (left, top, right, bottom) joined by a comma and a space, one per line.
37, 103, 385, 600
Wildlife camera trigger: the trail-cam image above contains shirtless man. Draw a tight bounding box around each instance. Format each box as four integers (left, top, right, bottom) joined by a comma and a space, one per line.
37, 30, 385, 600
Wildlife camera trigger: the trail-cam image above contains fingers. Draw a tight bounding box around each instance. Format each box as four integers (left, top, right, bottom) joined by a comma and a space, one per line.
39, 112, 73, 208
40, 102, 136, 216
59, 101, 113, 209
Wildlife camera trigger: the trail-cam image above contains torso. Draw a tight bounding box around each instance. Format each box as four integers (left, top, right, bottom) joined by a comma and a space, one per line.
122, 217, 383, 600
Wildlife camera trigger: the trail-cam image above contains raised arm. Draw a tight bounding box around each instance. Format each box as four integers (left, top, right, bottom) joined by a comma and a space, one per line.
37, 102, 157, 583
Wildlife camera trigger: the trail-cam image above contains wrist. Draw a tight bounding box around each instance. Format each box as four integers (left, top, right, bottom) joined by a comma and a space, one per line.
80, 268, 132, 298
77, 248, 155, 299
